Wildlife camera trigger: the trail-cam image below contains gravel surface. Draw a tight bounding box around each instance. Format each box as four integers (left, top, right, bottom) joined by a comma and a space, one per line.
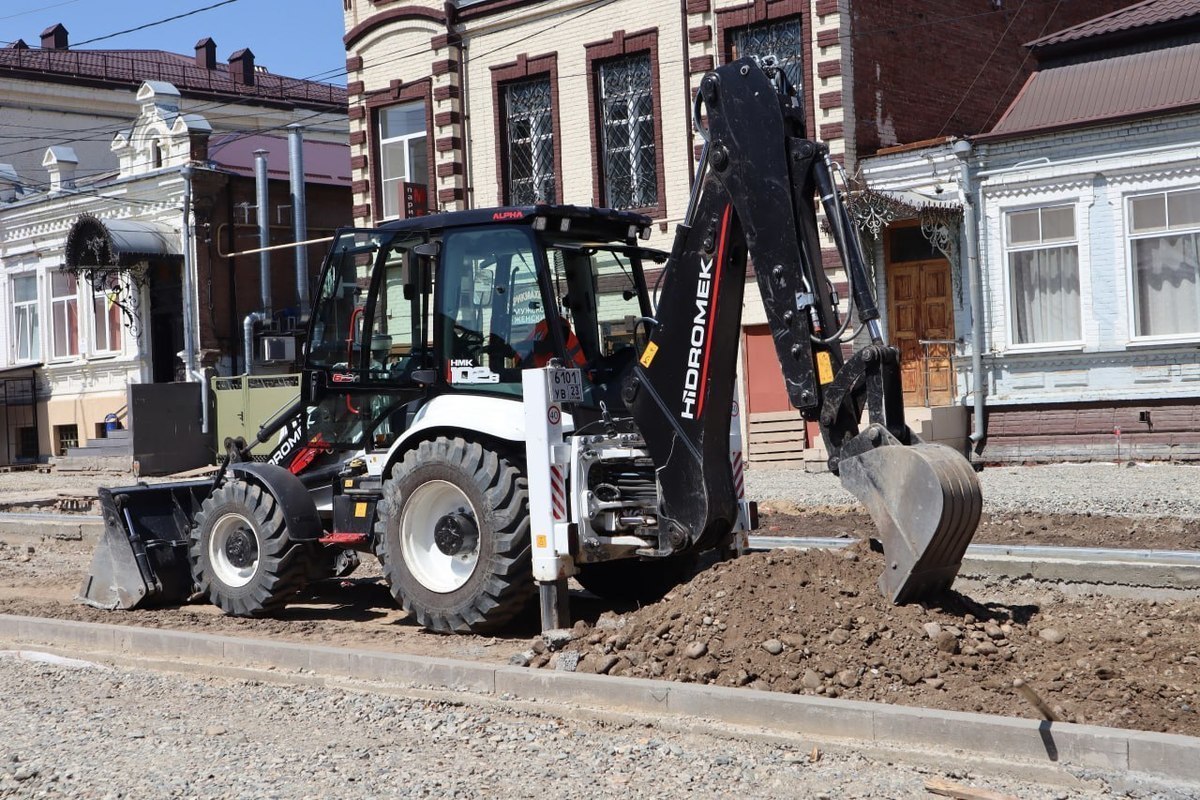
0, 652, 1179, 800
746, 462, 1200, 519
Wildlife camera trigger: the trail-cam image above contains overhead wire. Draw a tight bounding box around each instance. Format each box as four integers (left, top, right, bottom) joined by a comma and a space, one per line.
71, 0, 243, 47
935, 0, 1031, 138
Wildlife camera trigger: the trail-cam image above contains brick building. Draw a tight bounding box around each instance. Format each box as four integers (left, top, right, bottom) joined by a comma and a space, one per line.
340, 0, 1129, 464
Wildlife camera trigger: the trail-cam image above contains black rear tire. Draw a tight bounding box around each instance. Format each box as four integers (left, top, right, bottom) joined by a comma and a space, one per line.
376, 437, 533, 633
189, 479, 312, 617
574, 552, 699, 605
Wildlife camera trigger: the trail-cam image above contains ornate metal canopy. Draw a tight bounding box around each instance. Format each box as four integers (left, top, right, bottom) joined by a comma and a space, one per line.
63, 213, 181, 337
845, 187, 965, 302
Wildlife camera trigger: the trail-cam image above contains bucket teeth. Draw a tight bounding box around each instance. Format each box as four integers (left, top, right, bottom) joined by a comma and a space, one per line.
837, 443, 982, 604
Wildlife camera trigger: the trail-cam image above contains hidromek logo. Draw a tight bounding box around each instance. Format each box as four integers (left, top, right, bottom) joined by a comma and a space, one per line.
681, 255, 714, 420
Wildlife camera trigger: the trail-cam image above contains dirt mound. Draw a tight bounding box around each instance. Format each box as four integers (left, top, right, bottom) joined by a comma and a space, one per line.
535, 544, 1200, 736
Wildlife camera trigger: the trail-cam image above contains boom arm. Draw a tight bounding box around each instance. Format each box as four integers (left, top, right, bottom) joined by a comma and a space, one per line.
626, 58, 981, 602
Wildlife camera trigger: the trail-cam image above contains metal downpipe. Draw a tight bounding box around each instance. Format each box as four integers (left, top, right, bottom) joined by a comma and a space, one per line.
244, 149, 273, 377
180, 165, 197, 377
243, 311, 267, 377
180, 165, 209, 434
254, 148, 272, 313
287, 125, 309, 314
954, 139, 986, 446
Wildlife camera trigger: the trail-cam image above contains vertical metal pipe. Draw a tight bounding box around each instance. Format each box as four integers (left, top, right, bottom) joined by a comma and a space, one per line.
287, 125, 309, 313
253, 148, 271, 314
954, 139, 986, 446
179, 165, 197, 376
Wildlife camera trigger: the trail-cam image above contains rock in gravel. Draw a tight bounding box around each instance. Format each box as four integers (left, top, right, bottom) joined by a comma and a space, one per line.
801, 669, 823, 690
1040, 628, 1067, 644
684, 642, 708, 659
510, 650, 534, 667
935, 631, 959, 654
923, 622, 942, 639
543, 628, 574, 650
204, 726, 227, 737
555, 651, 580, 672
590, 655, 619, 675
14, 767, 38, 781
837, 670, 859, 689
827, 628, 850, 645
761, 639, 784, 655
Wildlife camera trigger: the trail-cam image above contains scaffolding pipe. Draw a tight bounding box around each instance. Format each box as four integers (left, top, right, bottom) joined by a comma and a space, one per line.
287, 125, 310, 313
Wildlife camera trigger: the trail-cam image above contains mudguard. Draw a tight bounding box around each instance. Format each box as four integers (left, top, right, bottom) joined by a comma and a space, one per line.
226, 462, 324, 542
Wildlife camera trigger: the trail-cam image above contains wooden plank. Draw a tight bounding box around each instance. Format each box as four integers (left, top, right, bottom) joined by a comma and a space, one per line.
747, 419, 806, 433
750, 431, 805, 444
924, 777, 1018, 800
751, 441, 805, 454
748, 410, 798, 423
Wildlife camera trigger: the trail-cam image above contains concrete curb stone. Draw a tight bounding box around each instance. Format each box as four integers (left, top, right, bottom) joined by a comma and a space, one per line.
1, 613, 1197, 788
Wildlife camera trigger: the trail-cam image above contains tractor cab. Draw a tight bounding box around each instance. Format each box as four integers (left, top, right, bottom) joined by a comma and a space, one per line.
302, 206, 661, 455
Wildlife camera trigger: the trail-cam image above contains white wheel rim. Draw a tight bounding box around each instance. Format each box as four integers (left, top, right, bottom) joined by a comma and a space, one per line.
400, 480, 480, 594
208, 511, 259, 588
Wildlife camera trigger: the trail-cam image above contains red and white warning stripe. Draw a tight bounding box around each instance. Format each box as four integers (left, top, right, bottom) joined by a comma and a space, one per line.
730, 450, 745, 499
550, 464, 567, 521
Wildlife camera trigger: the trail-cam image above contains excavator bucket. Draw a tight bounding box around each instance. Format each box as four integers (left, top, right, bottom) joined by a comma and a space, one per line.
837, 442, 982, 604
78, 482, 206, 610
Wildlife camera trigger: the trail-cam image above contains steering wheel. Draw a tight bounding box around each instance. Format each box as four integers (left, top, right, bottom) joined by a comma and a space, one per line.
453, 324, 485, 348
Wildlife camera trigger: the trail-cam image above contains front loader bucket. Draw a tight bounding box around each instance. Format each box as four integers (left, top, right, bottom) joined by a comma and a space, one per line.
837, 443, 982, 604
78, 482, 210, 610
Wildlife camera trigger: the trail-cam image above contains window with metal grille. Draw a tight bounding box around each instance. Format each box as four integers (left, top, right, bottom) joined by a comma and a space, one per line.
597, 54, 657, 210
504, 77, 555, 205
55, 424, 78, 456
730, 17, 804, 93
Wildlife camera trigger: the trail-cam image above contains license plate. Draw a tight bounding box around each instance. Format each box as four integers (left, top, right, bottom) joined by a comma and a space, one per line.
548, 368, 583, 404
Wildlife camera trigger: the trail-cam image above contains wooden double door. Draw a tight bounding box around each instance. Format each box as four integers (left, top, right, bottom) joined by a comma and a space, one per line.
887, 257, 955, 407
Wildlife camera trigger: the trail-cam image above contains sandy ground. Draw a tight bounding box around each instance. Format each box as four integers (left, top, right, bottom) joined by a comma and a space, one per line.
2, 505, 1199, 739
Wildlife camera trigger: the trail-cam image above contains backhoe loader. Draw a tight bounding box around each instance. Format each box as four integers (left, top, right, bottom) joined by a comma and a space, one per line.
80, 57, 981, 633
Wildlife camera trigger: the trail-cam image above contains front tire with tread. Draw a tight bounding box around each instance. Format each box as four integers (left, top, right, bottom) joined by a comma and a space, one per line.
189, 479, 311, 617
376, 437, 533, 633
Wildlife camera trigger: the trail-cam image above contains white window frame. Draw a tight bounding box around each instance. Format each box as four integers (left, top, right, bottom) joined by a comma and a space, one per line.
50, 270, 80, 361
1001, 202, 1086, 353
12, 273, 40, 364
91, 274, 123, 356
1123, 186, 1200, 345
377, 101, 428, 220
